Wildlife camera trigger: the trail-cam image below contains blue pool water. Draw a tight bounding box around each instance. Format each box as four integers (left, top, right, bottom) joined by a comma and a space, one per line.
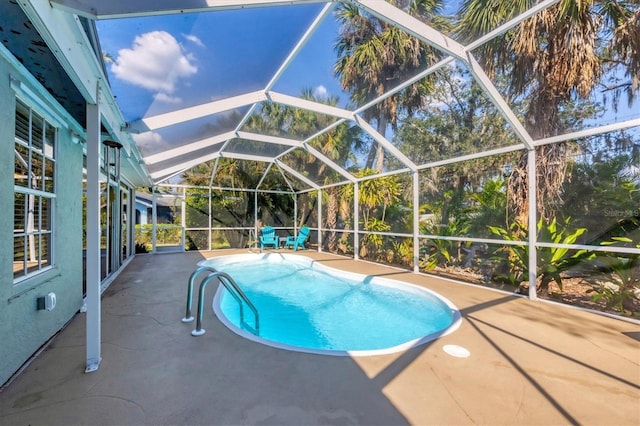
199, 254, 460, 355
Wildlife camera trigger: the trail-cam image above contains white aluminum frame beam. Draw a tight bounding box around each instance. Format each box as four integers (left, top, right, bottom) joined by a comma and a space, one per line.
267, 91, 355, 121
353, 0, 561, 129
527, 149, 538, 299
354, 0, 536, 150
220, 152, 275, 163
221, 2, 333, 151
151, 152, 222, 180
354, 0, 467, 60
144, 131, 236, 165
465, 55, 535, 150
264, 3, 334, 91
20, 0, 102, 104
151, 151, 277, 180
147, 130, 356, 185
464, 0, 561, 52
235, 131, 303, 148
256, 163, 275, 191
275, 160, 319, 189
534, 118, 640, 147
50, 0, 330, 20
417, 144, 526, 170
19, 0, 145, 166
129, 91, 266, 133
155, 168, 189, 185
236, 132, 354, 182
355, 58, 455, 115
353, 115, 418, 172
302, 145, 356, 182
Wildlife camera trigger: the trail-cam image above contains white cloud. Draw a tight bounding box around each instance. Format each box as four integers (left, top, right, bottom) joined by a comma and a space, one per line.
111, 31, 197, 94
132, 131, 171, 156
183, 34, 205, 48
154, 92, 182, 104
313, 85, 328, 99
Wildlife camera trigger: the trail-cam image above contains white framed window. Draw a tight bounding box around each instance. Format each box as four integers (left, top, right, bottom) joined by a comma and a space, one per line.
13, 99, 56, 282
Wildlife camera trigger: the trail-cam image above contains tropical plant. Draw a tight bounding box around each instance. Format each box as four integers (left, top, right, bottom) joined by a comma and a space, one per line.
394, 65, 520, 233
337, 170, 402, 258
420, 217, 470, 270
587, 238, 640, 314
340, 169, 403, 228
392, 240, 414, 267
334, 0, 444, 171
467, 176, 509, 236
360, 218, 391, 260
559, 152, 640, 243
456, 0, 640, 222
489, 217, 595, 293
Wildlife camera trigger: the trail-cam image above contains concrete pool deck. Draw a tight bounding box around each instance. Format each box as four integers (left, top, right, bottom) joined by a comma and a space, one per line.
0, 249, 638, 425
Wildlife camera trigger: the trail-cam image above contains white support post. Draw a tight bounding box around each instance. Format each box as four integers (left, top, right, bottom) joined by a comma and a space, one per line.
254, 190, 259, 247
181, 187, 186, 251
208, 187, 212, 251
354, 182, 360, 260
152, 190, 157, 253
317, 189, 322, 252
527, 149, 538, 299
85, 100, 101, 373
293, 194, 298, 235
413, 171, 420, 273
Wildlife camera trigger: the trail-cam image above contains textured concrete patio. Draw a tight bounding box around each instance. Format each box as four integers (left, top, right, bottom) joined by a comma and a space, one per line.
0, 249, 638, 425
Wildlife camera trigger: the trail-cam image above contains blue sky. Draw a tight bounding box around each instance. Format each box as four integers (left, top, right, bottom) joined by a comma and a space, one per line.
97, 4, 347, 123
95, 2, 640, 159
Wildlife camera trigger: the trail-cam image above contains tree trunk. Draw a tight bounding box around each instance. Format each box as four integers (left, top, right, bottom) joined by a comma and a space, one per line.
365, 115, 388, 171
326, 188, 338, 252
374, 115, 388, 172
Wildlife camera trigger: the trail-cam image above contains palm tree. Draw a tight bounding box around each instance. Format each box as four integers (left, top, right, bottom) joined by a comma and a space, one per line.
334, 0, 445, 172
455, 0, 640, 222
245, 89, 363, 250
281, 89, 363, 250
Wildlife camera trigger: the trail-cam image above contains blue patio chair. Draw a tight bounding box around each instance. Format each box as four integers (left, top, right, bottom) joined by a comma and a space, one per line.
284, 226, 310, 251
259, 226, 279, 250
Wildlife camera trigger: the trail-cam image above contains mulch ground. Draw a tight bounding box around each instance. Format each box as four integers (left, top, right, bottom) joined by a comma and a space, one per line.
428, 267, 640, 319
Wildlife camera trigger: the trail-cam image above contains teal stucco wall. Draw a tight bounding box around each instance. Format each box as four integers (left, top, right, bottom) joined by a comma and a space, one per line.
0, 49, 84, 386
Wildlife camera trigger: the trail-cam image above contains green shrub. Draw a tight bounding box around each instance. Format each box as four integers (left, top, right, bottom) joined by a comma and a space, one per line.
489, 217, 594, 293
587, 238, 639, 315
134, 224, 182, 248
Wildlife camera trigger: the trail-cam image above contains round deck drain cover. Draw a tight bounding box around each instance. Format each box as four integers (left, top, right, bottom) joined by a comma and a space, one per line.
443, 344, 470, 358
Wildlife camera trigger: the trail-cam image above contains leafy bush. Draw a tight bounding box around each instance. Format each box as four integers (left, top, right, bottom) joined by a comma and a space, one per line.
489, 217, 594, 293
587, 238, 640, 315
359, 218, 391, 260
391, 240, 413, 267
135, 224, 182, 248
135, 242, 149, 253
420, 218, 469, 270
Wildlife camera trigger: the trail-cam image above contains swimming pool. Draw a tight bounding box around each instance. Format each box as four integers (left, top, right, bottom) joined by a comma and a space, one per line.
199, 253, 461, 356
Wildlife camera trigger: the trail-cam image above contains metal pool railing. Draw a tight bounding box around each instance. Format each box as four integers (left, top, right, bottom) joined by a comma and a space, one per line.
182, 265, 259, 337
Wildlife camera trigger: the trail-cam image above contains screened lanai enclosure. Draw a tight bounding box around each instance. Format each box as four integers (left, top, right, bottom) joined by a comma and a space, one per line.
2, 0, 639, 389
85, 0, 640, 317
9, 0, 640, 349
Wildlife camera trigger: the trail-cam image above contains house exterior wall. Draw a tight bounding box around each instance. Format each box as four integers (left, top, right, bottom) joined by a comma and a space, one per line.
135, 201, 150, 225
1, 48, 84, 386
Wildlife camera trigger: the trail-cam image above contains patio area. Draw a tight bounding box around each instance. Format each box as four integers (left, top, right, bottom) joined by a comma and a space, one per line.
0, 249, 638, 425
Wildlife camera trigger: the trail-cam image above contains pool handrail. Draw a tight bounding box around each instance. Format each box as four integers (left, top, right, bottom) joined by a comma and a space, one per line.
182, 266, 216, 323
187, 268, 260, 337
